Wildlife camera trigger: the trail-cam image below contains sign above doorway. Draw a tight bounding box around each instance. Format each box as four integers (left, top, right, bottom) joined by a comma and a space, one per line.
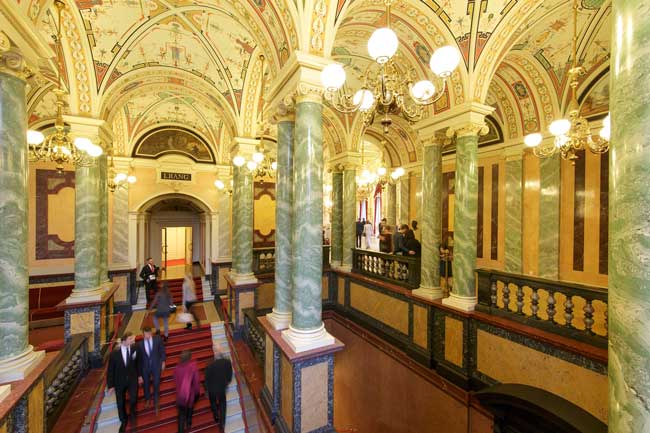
160, 171, 192, 181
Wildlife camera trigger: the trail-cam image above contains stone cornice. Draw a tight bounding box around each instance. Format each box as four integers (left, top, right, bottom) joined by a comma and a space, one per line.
0, 7, 54, 73
64, 115, 114, 150
327, 151, 361, 171
416, 102, 495, 136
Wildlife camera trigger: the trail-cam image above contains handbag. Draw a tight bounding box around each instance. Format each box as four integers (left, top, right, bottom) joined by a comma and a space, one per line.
169, 303, 177, 313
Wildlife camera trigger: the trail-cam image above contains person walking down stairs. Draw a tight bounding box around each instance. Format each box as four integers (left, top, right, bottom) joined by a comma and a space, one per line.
136, 327, 166, 415
182, 274, 201, 330
174, 350, 200, 433
205, 344, 233, 432
106, 332, 138, 433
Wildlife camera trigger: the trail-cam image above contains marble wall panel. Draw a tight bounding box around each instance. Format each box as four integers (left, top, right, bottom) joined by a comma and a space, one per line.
300, 361, 329, 432
444, 316, 464, 367
349, 283, 408, 334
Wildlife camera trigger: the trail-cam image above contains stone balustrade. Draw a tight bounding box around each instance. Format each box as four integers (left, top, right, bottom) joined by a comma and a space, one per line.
352, 248, 421, 290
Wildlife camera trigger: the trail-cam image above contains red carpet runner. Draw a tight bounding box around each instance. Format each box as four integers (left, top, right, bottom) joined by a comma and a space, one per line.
128, 326, 219, 433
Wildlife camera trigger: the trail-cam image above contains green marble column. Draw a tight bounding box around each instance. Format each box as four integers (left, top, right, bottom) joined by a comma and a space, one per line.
331, 170, 343, 266
609, 2, 650, 430
398, 177, 409, 226
386, 183, 397, 227
98, 154, 109, 284
74, 162, 101, 291
504, 158, 523, 273
232, 165, 254, 276
290, 100, 324, 331
0, 70, 29, 361
270, 120, 294, 327
538, 155, 560, 279
415, 143, 442, 299
447, 131, 480, 306
342, 168, 356, 270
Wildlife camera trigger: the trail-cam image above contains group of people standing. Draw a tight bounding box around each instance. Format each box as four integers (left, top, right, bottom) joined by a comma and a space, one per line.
356, 218, 421, 256
107, 329, 233, 433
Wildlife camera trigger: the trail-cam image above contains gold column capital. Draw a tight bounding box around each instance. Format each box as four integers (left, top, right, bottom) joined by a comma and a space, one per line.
0, 33, 32, 81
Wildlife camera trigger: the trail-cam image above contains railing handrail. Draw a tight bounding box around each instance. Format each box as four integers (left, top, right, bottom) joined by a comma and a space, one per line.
476, 268, 608, 300
87, 312, 123, 433
351, 248, 421, 264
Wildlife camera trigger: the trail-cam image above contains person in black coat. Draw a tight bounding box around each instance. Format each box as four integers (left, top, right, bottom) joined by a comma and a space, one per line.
204, 344, 233, 431
401, 229, 421, 257
107, 331, 138, 433
355, 219, 364, 248
137, 327, 166, 414
139, 257, 159, 304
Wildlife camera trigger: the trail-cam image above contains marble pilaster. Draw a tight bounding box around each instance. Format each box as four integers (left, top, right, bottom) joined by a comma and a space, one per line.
268, 119, 294, 330
217, 191, 232, 259
443, 124, 486, 312
504, 158, 523, 273
282, 97, 334, 352
398, 177, 410, 226
0, 60, 45, 383
110, 186, 129, 265
608, 2, 650, 430
98, 154, 109, 284
413, 142, 443, 300
538, 155, 560, 279
330, 170, 343, 267
70, 161, 102, 301
341, 168, 357, 271
231, 164, 255, 283
386, 183, 397, 227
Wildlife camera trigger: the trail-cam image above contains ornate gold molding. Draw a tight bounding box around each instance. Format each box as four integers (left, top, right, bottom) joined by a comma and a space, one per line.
296, 82, 324, 104
447, 122, 490, 139
274, 94, 296, 122
0, 32, 32, 81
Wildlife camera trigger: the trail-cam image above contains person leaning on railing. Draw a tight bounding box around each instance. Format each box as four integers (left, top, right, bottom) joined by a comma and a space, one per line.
401, 229, 421, 257
393, 224, 408, 255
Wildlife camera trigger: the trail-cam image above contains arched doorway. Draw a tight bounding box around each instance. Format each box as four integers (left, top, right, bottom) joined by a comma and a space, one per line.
137, 193, 212, 279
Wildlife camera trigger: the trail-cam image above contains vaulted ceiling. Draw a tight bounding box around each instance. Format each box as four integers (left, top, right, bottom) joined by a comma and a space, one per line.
16, 0, 611, 165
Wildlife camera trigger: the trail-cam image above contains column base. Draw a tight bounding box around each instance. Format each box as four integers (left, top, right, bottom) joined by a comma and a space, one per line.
266, 309, 292, 330
65, 286, 107, 304
442, 293, 477, 312
412, 286, 444, 301
0, 346, 45, 384
228, 272, 258, 285
281, 323, 335, 353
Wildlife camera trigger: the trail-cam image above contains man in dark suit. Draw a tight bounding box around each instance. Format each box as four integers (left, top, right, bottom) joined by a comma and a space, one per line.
107, 331, 138, 433
204, 344, 233, 431
355, 219, 364, 248
137, 327, 166, 414
139, 257, 159, 304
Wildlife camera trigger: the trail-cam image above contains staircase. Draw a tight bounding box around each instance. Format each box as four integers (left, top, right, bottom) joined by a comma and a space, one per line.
165, 277, 204, 305
95, 322, 255, 433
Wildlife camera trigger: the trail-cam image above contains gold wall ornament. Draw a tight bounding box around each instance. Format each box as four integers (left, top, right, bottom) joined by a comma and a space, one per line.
447, 121, 490, 139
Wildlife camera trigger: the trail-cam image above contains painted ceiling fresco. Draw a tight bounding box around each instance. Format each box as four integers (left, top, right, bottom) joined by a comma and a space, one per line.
13, 0, 613, 165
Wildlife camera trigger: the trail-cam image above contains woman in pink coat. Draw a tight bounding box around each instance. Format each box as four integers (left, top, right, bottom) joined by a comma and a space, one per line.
174, 350, 201, 432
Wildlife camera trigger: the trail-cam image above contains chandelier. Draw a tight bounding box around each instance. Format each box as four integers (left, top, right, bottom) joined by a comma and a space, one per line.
107, 150, 136, 192
231, 54, 277, 181
523, 0, 609, 162
320, 0, 461, 132
356, 139, 404, 199
214, 166, 234, 196
27, 0, 102, 173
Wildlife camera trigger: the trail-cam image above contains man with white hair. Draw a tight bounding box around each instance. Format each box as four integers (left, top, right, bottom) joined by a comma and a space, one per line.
204, 344, 233, 431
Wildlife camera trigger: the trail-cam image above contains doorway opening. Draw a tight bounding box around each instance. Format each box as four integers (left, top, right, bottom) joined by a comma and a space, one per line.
161, 226, 193, 279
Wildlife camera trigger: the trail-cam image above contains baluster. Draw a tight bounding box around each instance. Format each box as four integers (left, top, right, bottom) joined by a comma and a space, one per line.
516, 285, 524, 314
604, 308, 608, 336
531, 289, 539, 319
564, 297, 574, 327
547, 292, 556, 323
379, 256, 386, 276
583, 299, 594, 334
502, 283, 510, 311
490, 281, 497, 306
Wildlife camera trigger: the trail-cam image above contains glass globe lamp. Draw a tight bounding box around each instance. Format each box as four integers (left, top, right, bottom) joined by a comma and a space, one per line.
524, 133, 543, 148
320, 64, 346, 91
430, 46, 461, 77
367, 27, 399, 64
